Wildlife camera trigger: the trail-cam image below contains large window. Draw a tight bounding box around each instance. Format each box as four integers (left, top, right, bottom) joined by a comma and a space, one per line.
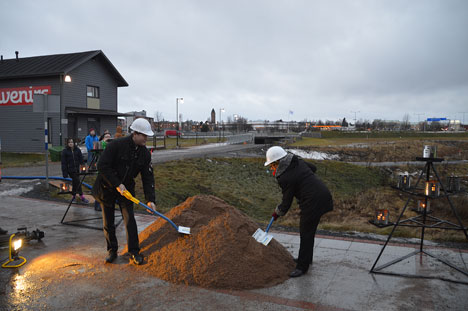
87, 86, 100, 98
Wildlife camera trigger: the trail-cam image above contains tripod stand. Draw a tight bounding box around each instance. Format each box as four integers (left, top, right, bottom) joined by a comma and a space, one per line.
60, 148, 122, 230
370, 157, 468, 285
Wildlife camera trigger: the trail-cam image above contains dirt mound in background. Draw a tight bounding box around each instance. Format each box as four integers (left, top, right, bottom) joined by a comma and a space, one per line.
131, 195, 295, 289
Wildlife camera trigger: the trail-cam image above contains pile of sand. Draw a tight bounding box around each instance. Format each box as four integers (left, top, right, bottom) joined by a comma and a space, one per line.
130, 195, 295, 290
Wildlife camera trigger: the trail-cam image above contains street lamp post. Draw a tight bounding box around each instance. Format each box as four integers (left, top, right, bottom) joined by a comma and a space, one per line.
219, 108, 225, 142
176, 98, 183, 147
351, 110, 360, 129
59, 74, 72, 146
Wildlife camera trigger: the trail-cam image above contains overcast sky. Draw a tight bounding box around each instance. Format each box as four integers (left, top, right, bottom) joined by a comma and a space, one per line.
2, 0, 468, 124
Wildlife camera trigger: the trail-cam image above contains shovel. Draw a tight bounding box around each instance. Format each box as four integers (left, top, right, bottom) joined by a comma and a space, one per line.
252, 216, 275, 246
118, 189, 191, 235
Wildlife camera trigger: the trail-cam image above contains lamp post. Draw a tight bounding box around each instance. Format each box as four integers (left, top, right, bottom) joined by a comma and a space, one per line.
351, 110, 360, 129
60, 74, 72, 146
219, 108, 225, 142
176, 98, 183, 147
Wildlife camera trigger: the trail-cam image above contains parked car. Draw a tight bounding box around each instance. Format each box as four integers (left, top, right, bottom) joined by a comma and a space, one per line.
77, 141, 88, 162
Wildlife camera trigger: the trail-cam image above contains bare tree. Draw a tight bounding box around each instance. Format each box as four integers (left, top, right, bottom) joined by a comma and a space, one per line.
402, 113, 411, 130
154, 111, 164, 132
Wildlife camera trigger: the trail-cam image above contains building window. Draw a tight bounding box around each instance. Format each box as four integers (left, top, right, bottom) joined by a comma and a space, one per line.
87, 86, 100, 98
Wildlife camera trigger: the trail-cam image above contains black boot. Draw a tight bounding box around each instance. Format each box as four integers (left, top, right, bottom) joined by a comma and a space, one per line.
130, 253, 144, 265
105, 251, 117, 263
289, 268, 306, 278
0, 227, 7, 235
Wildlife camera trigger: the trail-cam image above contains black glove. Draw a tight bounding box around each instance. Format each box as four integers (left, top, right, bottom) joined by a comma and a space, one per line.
63, 173, 68, 178
272, 212, 279, 221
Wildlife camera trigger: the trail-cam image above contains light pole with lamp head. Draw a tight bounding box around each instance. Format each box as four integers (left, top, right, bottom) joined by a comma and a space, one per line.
176, 98, 183, 147
60, 74, 72, 146
219, 108, 225, 141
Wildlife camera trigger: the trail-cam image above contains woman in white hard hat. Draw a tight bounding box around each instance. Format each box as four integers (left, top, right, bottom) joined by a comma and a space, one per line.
92, 118, 156, 265
265, 146, 333, 277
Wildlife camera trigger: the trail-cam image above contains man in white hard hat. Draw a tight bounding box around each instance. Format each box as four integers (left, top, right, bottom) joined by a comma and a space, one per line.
265, 146, 333, 277
92, 118, 156, 265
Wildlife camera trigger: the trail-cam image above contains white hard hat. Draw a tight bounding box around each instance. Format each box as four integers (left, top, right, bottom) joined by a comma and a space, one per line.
130, 118, 154, 136
264, 146, 287, 166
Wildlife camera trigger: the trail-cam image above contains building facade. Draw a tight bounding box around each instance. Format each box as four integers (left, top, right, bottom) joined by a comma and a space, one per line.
0, 50, 128, 152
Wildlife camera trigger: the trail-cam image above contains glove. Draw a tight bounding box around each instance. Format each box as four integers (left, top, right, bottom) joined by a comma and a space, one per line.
272, 212, 279, 221
147, 202, 157, 214
63, 173, 68, 178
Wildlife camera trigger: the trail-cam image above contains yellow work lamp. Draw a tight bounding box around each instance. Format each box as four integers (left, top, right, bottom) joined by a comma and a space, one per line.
2, 234, 27, 268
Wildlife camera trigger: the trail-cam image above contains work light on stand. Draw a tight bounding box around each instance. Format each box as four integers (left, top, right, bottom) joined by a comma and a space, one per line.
2, 234, 27, 268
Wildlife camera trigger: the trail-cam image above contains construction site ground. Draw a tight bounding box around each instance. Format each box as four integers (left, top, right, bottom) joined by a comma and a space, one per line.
1, 189, 468, 310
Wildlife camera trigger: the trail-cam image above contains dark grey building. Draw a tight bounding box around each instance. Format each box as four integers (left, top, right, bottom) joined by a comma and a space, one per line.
0, 50, 128, 152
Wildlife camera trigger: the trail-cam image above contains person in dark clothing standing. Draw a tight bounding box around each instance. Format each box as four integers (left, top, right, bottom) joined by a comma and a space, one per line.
61, 138, 89, 203
265, 146, 333, 277
92, 118, 156, 265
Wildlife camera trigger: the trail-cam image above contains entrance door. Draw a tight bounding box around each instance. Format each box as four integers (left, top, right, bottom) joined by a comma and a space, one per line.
67, 116, 77, 141
87, 117, 101, 136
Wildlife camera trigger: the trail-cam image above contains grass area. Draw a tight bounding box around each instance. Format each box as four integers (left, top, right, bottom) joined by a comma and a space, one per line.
291, 135, 468, 147
149, 137, 226, 149
133, 158, 468, 243
0, 152, 46, 167
320, 131, 468, 139
133, 157, 387, 222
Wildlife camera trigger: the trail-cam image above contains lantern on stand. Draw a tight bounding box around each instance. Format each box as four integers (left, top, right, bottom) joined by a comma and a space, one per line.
425, 180, 440, 197
60, 182, 71, 192
375, 209, 389, 225
417, 200, 431, 213
397, 174, 411, 189
88, 162, 97, 172
446, 176, 460, 192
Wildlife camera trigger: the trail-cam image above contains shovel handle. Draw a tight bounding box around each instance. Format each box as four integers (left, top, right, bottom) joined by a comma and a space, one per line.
117, 188, 180, 232
265, 216, 275, 233
137, 202, 180, 232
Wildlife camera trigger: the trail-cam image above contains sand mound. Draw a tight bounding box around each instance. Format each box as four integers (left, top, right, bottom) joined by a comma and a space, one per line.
131, 195, 295, 290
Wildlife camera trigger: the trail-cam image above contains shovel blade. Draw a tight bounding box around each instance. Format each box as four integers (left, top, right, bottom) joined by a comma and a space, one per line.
178, 226, 191, 235
252, 228, 273, 246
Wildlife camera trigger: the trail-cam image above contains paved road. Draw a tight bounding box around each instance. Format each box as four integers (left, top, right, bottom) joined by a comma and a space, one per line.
151, 143, 263, 163
0, 194, 467, 310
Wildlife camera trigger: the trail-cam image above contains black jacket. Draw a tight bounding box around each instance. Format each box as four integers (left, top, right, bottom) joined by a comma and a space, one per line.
61, 146, 84, 178
276, 154, 333, 219
92, 135, 155, 203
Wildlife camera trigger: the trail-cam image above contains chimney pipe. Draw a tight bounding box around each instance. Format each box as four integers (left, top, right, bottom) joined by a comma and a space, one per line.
15, 51, 19, 61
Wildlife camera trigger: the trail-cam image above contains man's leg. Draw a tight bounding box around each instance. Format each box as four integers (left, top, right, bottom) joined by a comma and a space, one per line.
101, 199, 118, 261
120, 200, 143, 264
120, 200, 140, 254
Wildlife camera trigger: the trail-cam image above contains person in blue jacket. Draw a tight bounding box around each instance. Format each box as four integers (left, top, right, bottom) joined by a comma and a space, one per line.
61, 138, 89, 203
85, 128, 99, 164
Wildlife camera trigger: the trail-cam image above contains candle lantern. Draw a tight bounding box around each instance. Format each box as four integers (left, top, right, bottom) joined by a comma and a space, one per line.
425, 180, 440, 197
397, 174, 411, 189
417, 200, 431, 213
446, 176, 460, 192
80, 164, 87, 173
88, 162, 97, 171
60, 183, 71, 192
375, 209, 389, 225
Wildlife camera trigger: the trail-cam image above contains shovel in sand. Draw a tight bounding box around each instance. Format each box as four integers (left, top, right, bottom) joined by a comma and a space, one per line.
118, 189, 191, 235
252, 216, 275, 246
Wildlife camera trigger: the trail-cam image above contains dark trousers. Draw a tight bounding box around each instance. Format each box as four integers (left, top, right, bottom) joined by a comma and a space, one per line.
69, 172, 83, 196
296, 214, 322, 272
100, 198, 140, 255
